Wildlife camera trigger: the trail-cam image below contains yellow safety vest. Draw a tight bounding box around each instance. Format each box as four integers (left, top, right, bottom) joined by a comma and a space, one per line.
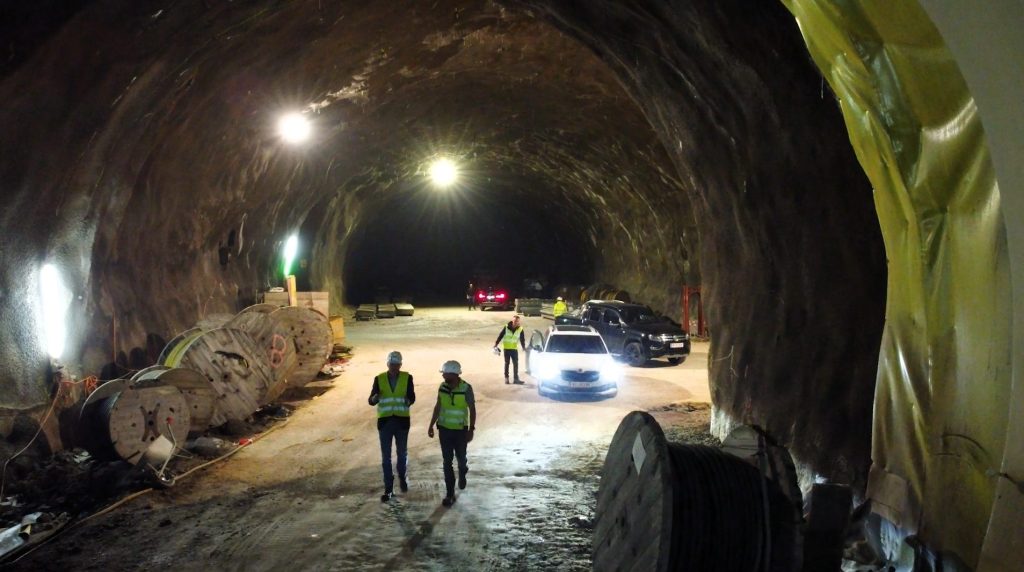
376, 372, 411, 418
437, 381, 470, 430
553, 301, 567, 317
502, 326, 523, 350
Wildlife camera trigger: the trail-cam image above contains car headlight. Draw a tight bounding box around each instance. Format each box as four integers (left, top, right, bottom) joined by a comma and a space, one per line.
533, 357, 559, 380
600, 360, 623, 381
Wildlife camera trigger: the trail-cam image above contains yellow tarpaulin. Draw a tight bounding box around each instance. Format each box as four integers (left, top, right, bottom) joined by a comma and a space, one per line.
781, 1, 1011, 566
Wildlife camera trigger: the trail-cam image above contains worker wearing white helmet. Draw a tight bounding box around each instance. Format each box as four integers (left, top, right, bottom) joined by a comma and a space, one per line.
428, 360, 477, 507
553, 296, 568, 318
369, 350, 416, 502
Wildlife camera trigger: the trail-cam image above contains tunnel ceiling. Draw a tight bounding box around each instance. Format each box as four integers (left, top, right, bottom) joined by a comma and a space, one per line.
1, 0, 886, 490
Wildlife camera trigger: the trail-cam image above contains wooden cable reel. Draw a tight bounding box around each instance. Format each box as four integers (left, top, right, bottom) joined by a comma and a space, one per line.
104, 381, 190, 464
131, 366, 218, 434
77, 377, 190, 464
160, 327, 273, 426
226, 310, 298, 403
268, 306, 332, 387
77, 379, 127, 460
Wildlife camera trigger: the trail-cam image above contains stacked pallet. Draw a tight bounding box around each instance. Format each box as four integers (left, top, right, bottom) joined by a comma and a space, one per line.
515, 298, 543, 316
376, 303, 397, 318
355, 304, 377, 320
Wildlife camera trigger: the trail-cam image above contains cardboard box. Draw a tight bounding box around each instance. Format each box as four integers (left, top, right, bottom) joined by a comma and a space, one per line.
264, 291, 329, 318
330, 316, 345, 342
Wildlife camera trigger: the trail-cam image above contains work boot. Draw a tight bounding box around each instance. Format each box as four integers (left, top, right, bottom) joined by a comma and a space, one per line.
399, 478, 409, 493
504, 377, 510, 384
442, 496, 456, 507
458, 472, 467, 490
513, 378, 524, 385
381, 490, 394, 502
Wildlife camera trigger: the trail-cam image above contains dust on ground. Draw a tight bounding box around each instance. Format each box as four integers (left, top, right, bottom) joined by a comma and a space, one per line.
9, 308, 712, 571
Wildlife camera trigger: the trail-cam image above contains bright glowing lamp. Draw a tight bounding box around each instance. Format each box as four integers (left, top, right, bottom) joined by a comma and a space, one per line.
429, 157, 458, 187
278, 113, 311, 144
39, 263, 72, 359
283, 234, 299, 277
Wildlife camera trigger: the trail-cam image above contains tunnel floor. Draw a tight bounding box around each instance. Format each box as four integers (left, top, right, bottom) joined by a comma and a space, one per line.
14, 309, 712, 571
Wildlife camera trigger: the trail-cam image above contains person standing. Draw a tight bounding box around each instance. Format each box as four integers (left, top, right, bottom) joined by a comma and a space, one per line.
493, 314, 526, 384
552, 296, 568, 318
368, 350, 415, 502
427, 360, 476, 507
466, 281, 476, 311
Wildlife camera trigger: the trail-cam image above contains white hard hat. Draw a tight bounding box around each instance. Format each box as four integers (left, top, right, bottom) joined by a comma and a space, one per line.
556, 296, 563, 301
387, 351, 403, 365
440, 360, 462, 375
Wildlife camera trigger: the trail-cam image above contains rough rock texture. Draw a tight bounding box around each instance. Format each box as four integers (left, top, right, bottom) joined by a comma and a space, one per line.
0, 0, 885, 487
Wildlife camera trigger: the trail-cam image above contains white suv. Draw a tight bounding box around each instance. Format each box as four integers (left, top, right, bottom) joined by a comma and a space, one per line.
527, 325, 620, 398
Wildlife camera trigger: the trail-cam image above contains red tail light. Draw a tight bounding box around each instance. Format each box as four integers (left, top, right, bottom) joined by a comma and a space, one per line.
477, 292, 485, 299
496, 293, 506, 299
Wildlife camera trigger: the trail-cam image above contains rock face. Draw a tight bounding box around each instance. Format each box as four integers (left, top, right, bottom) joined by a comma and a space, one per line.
0, 1, 884, 487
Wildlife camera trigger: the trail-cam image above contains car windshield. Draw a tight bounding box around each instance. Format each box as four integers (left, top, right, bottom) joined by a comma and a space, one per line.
546, 335, 607, 354
618, 306, 661, 324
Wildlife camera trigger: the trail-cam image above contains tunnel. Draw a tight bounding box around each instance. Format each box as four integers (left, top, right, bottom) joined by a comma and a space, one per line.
0, 0, 1021, 570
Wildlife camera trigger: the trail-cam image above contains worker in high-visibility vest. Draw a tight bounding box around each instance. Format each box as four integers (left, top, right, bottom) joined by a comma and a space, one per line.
493, 314, 526, 384
553, 296, 568, 318
368, 350, 416, 502
428, 360, 477, 507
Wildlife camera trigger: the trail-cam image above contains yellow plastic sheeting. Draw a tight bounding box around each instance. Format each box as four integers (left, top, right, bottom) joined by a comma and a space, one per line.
782, 0, 1011, 566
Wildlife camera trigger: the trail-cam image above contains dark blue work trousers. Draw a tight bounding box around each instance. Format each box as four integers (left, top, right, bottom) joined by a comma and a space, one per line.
378, 417, 409, 493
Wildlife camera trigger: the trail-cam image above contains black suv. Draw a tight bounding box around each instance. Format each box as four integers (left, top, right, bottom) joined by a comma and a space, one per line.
555, 300, 690, 367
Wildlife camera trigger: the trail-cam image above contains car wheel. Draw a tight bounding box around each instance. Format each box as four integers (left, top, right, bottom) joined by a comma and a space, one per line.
668, 357, 686, 365
624, 342, 646, 367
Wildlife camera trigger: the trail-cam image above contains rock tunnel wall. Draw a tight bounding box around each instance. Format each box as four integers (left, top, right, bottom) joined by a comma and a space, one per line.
0, 0, 886, 490
513, 0, 888, 487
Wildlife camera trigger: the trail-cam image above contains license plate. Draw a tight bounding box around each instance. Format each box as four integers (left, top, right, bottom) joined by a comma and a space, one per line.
569, 382, 593, 388
487, 296, 495, 300
670, 342, 686, 348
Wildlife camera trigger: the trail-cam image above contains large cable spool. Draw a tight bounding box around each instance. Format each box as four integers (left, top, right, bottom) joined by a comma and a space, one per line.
77, 379, 128, 457
226, 309, 298, 403
131, 366, 218, 434
78, 378, 190, 464
106, 381, 190, 464
593, 412, 799, 572
582, 283, 631, 303
160, 328, 274, 426
157, 327, 204, 366
268, 306, 333, 387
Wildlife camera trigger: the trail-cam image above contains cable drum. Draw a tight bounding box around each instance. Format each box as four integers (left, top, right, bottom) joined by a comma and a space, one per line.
159, 328, 274, 427
582, 283, 632, 304
268, 306, 333, 387
130, 366, 218, 435
226, 310, 298, 403
593, 412, 799, 572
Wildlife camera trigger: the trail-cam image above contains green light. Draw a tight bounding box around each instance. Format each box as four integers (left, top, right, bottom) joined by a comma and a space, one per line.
283, 234, 298, 277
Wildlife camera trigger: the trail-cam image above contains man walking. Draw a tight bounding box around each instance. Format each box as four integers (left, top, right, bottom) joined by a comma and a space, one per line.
493, 315, 526, 384
368, 350, 415, 502
428, 360, 476, 507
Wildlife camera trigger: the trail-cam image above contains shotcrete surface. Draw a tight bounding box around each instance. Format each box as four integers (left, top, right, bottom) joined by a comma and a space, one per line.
13, 308, 710, 571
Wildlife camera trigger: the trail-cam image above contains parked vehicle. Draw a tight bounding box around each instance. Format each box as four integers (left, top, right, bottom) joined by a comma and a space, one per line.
555, 300, 690, 367
527, 325, 620, 398
476, 285, 513, 310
